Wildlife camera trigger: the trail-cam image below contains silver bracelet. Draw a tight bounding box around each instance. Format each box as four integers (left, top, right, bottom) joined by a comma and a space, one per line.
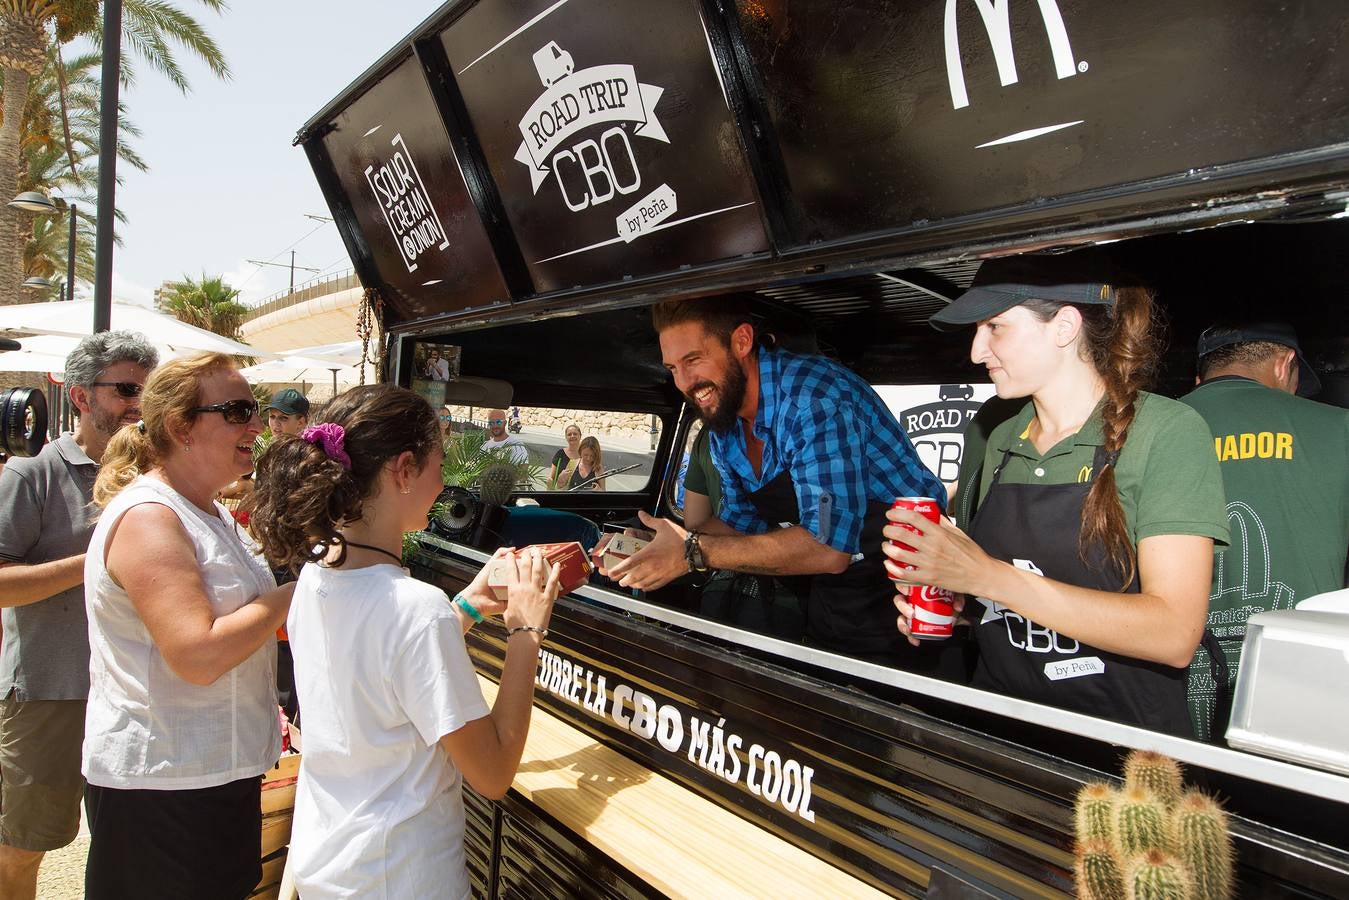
507, 624, 548, 640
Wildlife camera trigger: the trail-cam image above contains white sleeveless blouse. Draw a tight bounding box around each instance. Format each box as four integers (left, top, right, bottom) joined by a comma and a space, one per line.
83, 476, 280, 789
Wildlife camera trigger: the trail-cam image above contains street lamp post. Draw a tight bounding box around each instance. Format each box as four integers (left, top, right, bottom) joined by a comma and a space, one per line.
66, 203, 76, 302
92, 0, 124, 333
9, 193, 79, 302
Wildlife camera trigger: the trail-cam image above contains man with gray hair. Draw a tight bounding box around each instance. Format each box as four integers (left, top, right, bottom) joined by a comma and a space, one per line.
0, 330, 157, 899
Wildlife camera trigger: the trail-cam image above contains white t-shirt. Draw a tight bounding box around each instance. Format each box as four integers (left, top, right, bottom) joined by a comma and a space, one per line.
83, 476, 280, 789
287, 562, 490, 900
482, 434, 528, 465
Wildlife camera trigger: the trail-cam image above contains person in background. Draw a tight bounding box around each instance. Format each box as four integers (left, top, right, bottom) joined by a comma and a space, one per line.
548, 423, 583, 488
562, 435, 606, 491
1180, 322, 1349, 741
482, 407, 528, 464
0, 331, 157, 900
424, 348, 451, 382
439, 405, 455, 443
883, 252, 1228, 736
82, 353, 294, 899
607, 297, 948, 672
265, 387, 310, 437
247, 384, 559, 899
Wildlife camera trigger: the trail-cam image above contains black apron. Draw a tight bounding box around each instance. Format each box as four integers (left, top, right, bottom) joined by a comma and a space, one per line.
747, 469, 964, 676
968, 446, 1193, 736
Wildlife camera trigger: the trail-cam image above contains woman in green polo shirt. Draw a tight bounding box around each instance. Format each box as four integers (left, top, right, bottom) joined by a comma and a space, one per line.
881, 251, 1228, 736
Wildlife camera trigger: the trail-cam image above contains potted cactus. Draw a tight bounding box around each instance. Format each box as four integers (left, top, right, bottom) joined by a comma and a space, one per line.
1074, 750, 1234, 900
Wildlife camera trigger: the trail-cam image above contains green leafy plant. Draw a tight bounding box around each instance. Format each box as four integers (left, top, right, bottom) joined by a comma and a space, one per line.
441, 428, 543, 492
1074, 751, 1234, 900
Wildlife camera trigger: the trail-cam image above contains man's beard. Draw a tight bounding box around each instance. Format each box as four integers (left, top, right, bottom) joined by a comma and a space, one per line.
90, 401, 136, 438
690, 361, 747, 434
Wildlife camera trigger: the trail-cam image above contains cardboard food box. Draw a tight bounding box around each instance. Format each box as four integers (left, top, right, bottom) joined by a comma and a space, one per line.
486, 541, 593, 602
598, 534, 650, 573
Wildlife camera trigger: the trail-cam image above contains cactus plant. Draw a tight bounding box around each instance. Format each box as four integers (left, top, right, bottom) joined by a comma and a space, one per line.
1076, 838, 1127, 900
1076, 782, 1119, 846
1172, 791, 1233, 900
1115, 787, 1169, 856
478, 463, 517, 507
1127, 849, 1193, 900
1124, 750, 1184, 810
1074, 754, 1234, 900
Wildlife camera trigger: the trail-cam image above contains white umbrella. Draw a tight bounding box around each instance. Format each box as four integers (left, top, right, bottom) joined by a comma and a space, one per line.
284, 340, 365, 367
240, 355, 367, 384
0, 299, 275, 359
0, 333, 219, 377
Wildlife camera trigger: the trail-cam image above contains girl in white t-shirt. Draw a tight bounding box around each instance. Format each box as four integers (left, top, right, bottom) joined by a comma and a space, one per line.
249, 384, 559, 899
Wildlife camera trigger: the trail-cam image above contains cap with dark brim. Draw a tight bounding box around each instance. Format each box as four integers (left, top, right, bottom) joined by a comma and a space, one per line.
1197, 321, 1322, 397
930, 250, 1125, 331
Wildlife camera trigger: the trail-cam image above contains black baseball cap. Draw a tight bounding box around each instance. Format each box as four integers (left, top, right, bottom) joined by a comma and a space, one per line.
930, 249, 1134, 331
264, 388, 310, 416
1197, 322, 1321, 397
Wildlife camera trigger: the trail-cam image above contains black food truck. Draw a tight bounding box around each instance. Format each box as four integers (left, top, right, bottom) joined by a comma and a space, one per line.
296, 1, 1349, 896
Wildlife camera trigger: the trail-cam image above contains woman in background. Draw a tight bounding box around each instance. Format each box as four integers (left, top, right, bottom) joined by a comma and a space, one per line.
248, 385, 559, 899
84, 352, 292, 899
548, 423, 582, 488
563, 435, 606, 491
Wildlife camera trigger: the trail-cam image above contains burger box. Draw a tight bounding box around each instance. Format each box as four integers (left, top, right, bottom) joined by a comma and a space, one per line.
598, 534, 650, 573
1225, 600, 1349, 776
485, 541, 593, 602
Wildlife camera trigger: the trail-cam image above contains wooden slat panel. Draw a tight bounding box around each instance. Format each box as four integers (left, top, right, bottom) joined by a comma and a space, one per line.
478, 675, 893, 899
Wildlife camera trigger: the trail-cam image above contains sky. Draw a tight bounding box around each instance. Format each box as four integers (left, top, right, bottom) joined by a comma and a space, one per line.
98, 0, 441, 307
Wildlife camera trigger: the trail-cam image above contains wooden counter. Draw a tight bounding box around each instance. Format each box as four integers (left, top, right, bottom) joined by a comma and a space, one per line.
480, 675, 893, 899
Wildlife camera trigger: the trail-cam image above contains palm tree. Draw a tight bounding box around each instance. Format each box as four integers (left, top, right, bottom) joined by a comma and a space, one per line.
9, 48, 145, 294
160, 272, 247, 339
0, 0, 230, 305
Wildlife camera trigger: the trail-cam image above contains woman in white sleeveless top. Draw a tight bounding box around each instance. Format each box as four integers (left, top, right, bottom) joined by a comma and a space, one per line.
83, 352, 294, 900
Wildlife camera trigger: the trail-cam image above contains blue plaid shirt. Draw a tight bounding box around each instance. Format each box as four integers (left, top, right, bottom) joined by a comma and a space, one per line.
708, 348, 945, 554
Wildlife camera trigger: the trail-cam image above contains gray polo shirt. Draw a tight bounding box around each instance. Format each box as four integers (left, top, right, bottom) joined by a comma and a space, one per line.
0, 434, 99, 700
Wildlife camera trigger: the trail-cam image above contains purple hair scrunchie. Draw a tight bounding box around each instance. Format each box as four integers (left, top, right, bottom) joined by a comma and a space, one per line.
301, 423, 352, 471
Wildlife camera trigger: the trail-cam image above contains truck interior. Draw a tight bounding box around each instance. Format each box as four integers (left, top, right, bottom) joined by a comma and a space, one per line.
402, 216, 1349, 853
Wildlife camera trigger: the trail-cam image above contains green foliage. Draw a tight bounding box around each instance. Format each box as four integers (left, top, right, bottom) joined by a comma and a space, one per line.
1172, 792, 1233, 900
1124, 750, 1184, 811
1076, 839, 1127, 900
1127, 850, 1192, 900
441, 428, 543, 492
160, 272, 248, 340
402, 500, 450, 565
1074, 752, 1235, 900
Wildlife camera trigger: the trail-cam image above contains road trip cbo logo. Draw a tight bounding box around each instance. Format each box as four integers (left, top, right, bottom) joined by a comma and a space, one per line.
514, 42, 677, 243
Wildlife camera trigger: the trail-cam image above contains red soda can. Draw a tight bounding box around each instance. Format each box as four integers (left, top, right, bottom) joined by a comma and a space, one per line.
907, 583, 956, 641
889, 496, 941, 587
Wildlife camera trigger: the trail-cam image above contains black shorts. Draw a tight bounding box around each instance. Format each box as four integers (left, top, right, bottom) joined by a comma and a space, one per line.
85, 776, 262, 900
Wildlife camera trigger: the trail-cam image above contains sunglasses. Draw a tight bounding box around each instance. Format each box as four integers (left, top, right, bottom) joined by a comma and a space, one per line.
488, 419, 507, 425
91, 381, 143, 399
189, 398, 260, 425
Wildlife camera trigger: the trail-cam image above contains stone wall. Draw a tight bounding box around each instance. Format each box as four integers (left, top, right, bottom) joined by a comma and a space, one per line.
442, 404, 656, 442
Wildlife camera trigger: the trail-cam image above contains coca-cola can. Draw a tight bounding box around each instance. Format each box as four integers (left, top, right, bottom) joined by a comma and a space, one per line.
888, 496, 941, 586
907, 583, 956, 641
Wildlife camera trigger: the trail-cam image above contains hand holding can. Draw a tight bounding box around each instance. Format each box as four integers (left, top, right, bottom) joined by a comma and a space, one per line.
888, 497, 954, 641
888, 497, 941, 586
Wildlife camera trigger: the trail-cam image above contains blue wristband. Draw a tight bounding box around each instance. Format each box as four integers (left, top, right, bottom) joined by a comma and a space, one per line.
453, 593, 485, 623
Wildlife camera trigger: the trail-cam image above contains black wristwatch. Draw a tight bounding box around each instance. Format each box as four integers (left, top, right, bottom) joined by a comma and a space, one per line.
684, 530, 709, 573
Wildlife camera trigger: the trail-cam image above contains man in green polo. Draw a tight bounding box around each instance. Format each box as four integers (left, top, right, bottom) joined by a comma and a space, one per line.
1181, 322, 1349, 742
